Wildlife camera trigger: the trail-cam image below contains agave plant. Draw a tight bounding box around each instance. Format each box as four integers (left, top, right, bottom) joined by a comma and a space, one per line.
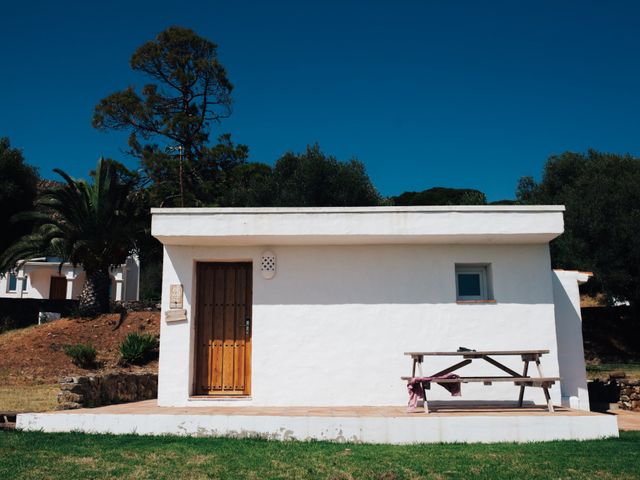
0, 158, 145, 314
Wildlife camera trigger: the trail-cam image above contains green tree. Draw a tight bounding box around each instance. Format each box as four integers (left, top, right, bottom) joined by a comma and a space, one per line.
0, 138, 39, 256
515, 176, 537, 205
93, 26, 243, 207
219, 162, 274, 207
268, 144, 382, 207
392, 187, 487, 206
190, 134, 250, 206
137, 133, 249, 207
0, 159, 145, 314
517, 150, 640, 308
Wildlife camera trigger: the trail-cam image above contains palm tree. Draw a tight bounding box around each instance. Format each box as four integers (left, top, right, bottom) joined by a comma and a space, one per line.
0, 158, 145, 315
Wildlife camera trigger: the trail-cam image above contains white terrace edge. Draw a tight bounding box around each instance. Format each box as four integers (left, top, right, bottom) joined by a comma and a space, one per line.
16, 410, 618, 444
151, 205, 565, 246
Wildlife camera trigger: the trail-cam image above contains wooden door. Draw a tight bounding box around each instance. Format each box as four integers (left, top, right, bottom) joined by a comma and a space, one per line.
194, 262, 252, 396
49, 276, 66, 300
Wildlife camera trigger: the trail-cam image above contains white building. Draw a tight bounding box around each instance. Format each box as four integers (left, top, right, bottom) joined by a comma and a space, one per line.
0, 256, 140, 302
150, 206, 590, 411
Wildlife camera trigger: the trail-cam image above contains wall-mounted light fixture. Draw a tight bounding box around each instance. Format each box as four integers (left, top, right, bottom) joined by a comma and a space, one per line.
260, 251, 276, 279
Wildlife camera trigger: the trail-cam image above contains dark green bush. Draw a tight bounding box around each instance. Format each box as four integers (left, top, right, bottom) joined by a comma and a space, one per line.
119, 333, 158, 365
63, 343, 97, 368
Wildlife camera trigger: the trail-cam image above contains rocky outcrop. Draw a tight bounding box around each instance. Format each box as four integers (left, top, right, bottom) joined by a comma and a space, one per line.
57, 373, 157, 409
619, 381, 640, 411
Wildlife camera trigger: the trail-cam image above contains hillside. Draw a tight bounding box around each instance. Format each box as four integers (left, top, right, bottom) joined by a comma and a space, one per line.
0, 312, 160, 387
1, 306, 638, 413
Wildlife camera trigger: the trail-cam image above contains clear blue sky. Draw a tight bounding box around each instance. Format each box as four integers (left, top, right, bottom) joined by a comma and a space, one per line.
2, 1, 639, 201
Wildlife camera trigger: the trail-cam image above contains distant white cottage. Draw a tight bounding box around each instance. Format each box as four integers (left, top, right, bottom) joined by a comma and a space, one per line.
151, 206, 590, 411
0, 256, 140, 302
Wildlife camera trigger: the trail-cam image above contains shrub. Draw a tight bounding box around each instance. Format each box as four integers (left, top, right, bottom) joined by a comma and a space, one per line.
0, 315, 16, 333
119, 333, 158, 365
63, 343, 97, 368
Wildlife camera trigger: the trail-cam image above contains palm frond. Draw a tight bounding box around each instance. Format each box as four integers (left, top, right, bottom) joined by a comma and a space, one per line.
2, 158, 144, 275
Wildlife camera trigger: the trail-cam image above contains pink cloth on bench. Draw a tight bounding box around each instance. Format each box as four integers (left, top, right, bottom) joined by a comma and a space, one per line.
407, 374, 461, 410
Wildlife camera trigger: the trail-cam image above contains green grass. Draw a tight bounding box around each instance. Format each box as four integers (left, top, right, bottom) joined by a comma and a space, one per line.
0, 384, 58, 412
1, 431, 639, 480
586, 363, 640, 381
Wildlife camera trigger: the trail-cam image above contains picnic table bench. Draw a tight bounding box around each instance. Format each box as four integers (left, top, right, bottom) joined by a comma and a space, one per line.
401, 350, 561, 413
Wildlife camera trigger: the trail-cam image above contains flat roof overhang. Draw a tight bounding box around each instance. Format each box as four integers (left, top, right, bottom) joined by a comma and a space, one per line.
151, 206, 565, 246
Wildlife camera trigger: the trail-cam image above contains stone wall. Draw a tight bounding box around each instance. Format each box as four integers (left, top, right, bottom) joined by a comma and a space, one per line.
619, 381, 640, 411
58, 373, 158, 409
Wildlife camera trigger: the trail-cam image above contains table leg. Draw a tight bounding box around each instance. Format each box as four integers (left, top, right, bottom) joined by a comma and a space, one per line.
535, 357, 545, 377
411, 355, 424, 378
518, 361, 529, 407
535, 356, 554, 411
430, 359, 472, 378
482, 355, 522, 377
422, 381, 429, 413
542, 384, 554, 413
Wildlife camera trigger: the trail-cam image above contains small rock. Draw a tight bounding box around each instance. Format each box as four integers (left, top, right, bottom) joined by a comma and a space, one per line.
58, 391, 83, 403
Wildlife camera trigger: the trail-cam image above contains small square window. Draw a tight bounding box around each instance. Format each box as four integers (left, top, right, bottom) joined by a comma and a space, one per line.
456, 264, 492, 301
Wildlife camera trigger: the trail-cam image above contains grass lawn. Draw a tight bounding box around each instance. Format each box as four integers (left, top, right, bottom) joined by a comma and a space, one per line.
0, 384, 58, 412
0, 431, 638, 480
586, 363, 640, 381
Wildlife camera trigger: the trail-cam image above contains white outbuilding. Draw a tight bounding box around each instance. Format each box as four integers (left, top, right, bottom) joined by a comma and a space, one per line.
0, 256, 140, 302
151, 206, 590, 411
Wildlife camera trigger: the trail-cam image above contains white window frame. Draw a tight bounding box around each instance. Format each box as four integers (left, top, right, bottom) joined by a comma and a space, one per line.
455, 265, 491, 301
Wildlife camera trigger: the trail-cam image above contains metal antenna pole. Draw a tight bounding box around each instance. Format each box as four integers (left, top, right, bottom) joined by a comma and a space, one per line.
178, 145, 185, 208
166, 145, 186, 207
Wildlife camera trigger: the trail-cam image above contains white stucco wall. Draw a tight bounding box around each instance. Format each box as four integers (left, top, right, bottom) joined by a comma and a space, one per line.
0, 265, 76, 299
0, 271, 36, 299
152, 206, 565, 246
124, 255, 140, 302
0, 259, 139, 301
553, 270, 590, 410
158, 243, 563, 407
25, 268, 56, 299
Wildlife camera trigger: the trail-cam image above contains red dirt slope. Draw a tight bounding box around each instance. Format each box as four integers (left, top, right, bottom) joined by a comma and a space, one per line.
0, 312, 160, 386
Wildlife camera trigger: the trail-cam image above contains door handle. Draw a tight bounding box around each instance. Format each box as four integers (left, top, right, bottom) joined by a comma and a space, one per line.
244, 317, 251, 335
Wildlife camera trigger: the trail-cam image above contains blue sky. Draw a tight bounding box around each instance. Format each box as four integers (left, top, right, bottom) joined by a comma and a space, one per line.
1, 1, 639, 201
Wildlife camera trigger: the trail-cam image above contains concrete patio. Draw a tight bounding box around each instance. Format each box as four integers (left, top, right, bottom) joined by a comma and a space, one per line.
17, 400, 619, 444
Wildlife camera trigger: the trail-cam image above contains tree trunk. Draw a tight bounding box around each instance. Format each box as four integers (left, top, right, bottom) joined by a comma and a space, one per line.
78, 269, 111, 315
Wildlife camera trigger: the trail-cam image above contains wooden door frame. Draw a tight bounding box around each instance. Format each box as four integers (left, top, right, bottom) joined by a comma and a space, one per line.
192, 261, 253, 397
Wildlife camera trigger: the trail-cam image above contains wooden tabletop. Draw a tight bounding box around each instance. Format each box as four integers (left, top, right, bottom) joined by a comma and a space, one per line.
404, 350, 549, 356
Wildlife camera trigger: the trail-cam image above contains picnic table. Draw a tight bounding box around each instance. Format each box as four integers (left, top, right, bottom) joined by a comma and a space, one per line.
401, 350, 560, 413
